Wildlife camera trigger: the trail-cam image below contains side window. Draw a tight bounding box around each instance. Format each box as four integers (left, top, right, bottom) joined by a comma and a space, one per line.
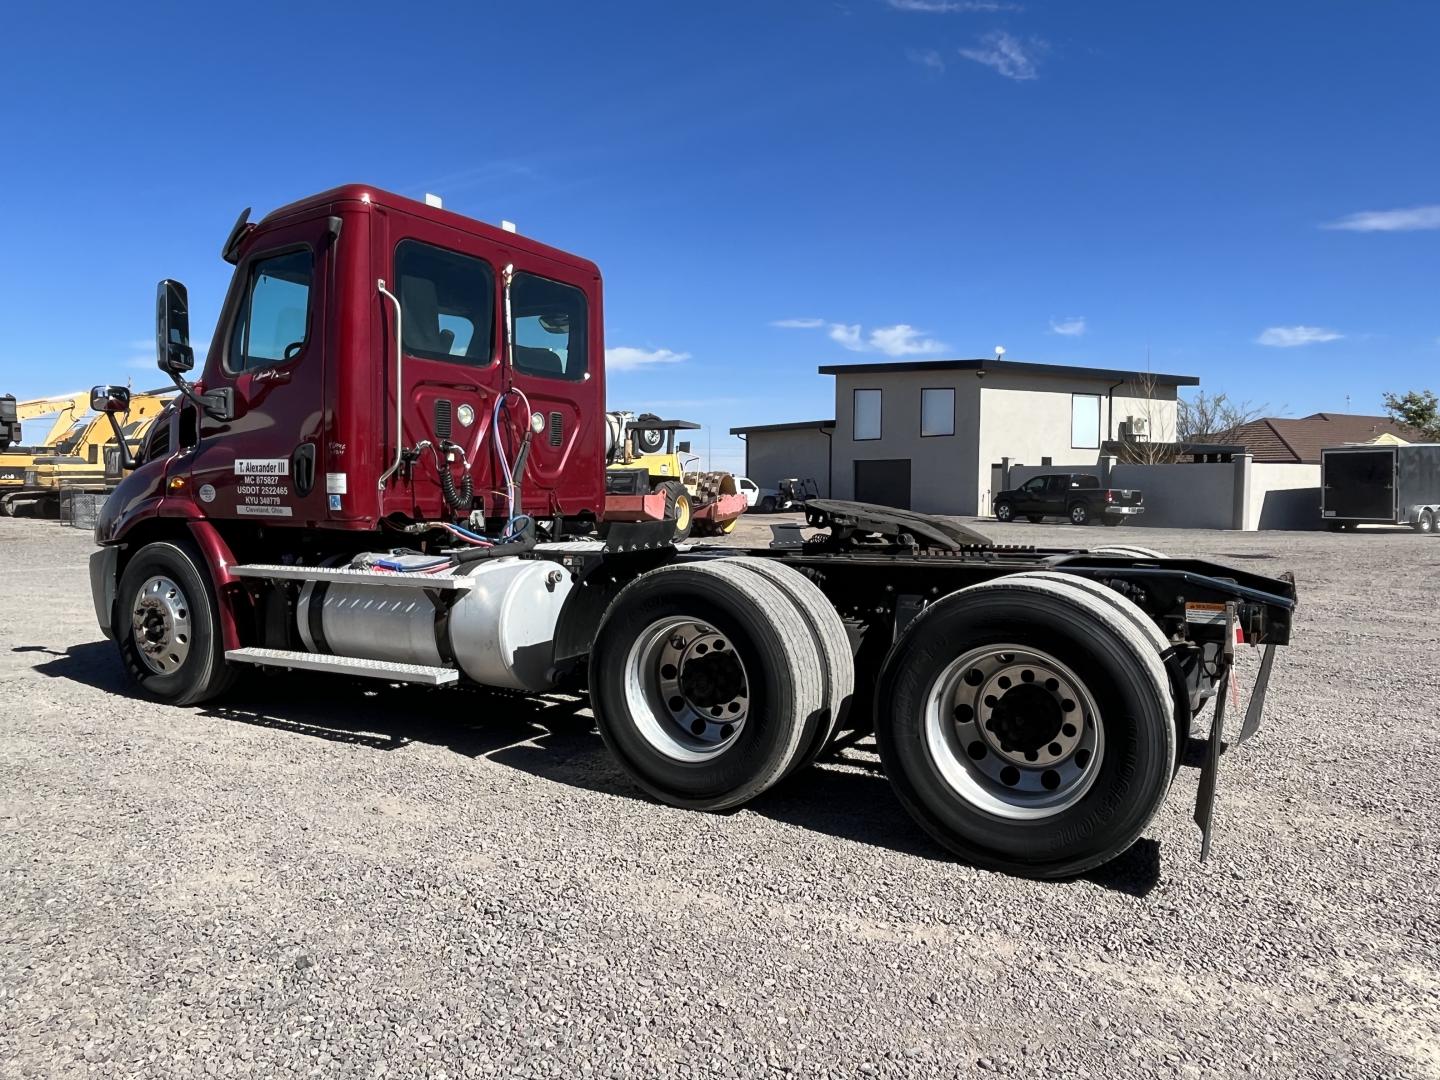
142, 415, 171, 463
1022, 478, 1045, 493
229, 249, 313, 372
397, 240, 495, 365
511, 272, 588, 380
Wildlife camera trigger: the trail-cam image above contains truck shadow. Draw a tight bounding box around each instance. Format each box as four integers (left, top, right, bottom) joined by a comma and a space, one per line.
22, 640, 1160, 897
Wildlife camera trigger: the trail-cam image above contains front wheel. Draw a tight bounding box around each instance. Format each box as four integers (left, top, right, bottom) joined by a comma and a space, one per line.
994, 501, 1015, 523
1068, 502, 1091, 526
116, 539, 235, 705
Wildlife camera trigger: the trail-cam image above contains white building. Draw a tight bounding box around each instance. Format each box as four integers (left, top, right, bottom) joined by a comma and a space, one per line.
733, 358, 1196, 516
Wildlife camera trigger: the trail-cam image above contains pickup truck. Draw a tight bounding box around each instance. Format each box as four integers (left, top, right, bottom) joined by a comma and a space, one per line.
993, 473, 1144, 526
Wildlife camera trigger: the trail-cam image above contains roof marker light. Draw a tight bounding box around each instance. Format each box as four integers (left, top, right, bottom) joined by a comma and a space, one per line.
424, 193, 443, 208
501, 220, 517, 233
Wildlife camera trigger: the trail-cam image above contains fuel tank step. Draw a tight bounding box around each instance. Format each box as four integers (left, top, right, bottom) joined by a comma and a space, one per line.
224, 647, 460, 686
230, 563, 477, 590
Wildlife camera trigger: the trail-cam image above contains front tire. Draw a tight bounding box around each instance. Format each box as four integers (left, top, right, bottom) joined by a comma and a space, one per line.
116, 539, 235, 706
875, 580, 1174, 878
994, 501, 1015, 523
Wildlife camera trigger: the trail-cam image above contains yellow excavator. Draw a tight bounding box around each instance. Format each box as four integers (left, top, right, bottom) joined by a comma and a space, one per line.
1, 390, 172, 517
0, 391, 93, 506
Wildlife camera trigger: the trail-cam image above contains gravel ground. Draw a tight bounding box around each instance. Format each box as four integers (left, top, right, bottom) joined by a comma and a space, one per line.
1, 515, 1437, 1079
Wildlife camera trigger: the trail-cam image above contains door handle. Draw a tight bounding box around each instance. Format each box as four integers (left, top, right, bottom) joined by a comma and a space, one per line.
292, 442, 317, 496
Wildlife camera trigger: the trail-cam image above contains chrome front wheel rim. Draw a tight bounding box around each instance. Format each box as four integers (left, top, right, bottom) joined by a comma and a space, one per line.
924, 644, 1104, 820
623, 617, 750, 762
130, 575, 193, 675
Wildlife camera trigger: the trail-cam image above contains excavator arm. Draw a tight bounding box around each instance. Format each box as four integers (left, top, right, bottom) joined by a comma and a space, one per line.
14, 392, 92, 448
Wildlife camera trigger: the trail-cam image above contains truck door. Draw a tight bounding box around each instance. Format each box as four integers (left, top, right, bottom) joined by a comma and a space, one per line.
189, 220, 330, 524
498, 257, 601, 518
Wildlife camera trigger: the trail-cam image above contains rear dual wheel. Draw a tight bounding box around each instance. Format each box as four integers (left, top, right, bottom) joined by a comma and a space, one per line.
875, 575, 1175, 878
590, 559, 852, 810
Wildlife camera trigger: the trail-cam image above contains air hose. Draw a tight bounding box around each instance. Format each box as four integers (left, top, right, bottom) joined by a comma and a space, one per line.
436, 441, 473, 512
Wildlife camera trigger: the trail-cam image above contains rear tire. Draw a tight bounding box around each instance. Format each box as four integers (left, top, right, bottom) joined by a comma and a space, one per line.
659, 480, 694, 542
1068, 502, 1091, 526
1101, 517, 1123, 527
589, 561, 825, 810
1415, 510, 1435, 534
875, 578, 1175, 878
116, 539, 236, 706
727, 557, 854, 769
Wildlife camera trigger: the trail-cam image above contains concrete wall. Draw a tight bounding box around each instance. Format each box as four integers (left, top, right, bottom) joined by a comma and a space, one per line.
740, 427, 832, 496
830, 371, 982, 514
1246, 463, 1321, 530
1003, 458, 1322, 530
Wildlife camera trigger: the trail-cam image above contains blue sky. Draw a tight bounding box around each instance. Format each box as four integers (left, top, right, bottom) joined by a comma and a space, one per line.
1, 1, 1436, 472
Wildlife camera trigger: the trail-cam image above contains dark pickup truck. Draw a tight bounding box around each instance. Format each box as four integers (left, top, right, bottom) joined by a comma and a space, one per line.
993, 473, 1144, 526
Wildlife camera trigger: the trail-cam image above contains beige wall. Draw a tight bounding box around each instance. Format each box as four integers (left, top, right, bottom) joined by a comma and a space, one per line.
740, 428, 832, 496
1246, 463, 1321, 530
830, 371, 983, 513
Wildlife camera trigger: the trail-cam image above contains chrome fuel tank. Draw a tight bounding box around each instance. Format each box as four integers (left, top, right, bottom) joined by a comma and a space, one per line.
297, 557, 573, 691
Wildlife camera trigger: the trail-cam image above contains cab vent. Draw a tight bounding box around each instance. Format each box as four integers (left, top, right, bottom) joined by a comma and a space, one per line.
548, 412, 563, 447
434, 399, 453, 441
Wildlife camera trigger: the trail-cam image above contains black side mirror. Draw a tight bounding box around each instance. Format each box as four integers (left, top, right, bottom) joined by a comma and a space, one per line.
91, 385, 131, 414
156, 279, 194, 374
677, 441, 691, 453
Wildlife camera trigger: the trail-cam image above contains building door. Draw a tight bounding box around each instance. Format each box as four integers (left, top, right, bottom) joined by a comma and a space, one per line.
854, 459, 911, 509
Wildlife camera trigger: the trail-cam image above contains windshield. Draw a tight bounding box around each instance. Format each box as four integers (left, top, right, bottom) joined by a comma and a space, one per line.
52, 419, 91, 455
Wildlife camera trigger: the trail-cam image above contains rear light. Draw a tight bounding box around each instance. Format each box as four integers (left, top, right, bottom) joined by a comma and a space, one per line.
1106, 490, 1114, 503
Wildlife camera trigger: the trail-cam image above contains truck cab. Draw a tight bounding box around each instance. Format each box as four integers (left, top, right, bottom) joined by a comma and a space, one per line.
100, 185, 606, 545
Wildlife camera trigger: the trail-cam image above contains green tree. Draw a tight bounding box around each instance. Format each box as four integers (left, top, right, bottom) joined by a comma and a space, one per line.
1382, 390, 1440, 439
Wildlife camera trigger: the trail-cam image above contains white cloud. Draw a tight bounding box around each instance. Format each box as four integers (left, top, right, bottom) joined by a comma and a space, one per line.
1322, 205, 1440, 233
958, 31, 1045, 80
771, 317, 825, 329
888, 0, 1019, 12
1049, 316, 1086, 337
1255, 326, 1343, 348
867, 323, 947, 356
828, 324, 865, 351
907, 48, 946, 73
604, 346, 691, 371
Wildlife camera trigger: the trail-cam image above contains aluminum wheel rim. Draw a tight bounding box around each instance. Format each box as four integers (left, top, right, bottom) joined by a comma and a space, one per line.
924, 644, 1104, 820
623, 617, 749, 762
1070, 505, 1086, 524
130, 574, 193, 675
996, 504, 1012, 521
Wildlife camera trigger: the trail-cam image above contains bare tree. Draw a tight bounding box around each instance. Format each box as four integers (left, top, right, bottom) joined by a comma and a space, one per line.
1113, 372, 1180, 464
1177, 391, 1269, 443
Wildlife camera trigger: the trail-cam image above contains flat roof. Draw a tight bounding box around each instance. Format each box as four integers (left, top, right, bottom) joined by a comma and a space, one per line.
817, 358, 1199, 387
729, 419, 835, 435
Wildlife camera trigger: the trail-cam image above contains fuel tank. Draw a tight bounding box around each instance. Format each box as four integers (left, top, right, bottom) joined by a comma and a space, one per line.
296, 557, 573, 691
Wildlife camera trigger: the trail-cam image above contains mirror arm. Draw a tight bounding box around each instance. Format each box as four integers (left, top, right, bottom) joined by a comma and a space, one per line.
165, 371, 234, 423
101, 411, 138, 472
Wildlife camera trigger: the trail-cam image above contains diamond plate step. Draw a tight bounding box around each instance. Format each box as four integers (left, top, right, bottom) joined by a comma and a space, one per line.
231, 563, 475, 590
225, 647, 459, 685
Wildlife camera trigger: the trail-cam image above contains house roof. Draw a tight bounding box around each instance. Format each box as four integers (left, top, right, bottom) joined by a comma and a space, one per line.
1226, 413, 1423, 464
816, 358, 1199, 386
729, 419, 835, 435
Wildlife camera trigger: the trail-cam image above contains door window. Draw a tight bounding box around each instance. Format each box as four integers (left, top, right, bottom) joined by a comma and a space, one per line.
229, 249, 313, 372
511, 272, 588, 380
396, 240, 495, 365
1021, 478, 1045, 494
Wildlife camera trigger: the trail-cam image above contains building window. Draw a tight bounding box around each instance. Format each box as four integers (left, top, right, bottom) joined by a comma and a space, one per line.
853, 389, 882, 441
1071, 393, 1101, 449
921, 388, 954, 437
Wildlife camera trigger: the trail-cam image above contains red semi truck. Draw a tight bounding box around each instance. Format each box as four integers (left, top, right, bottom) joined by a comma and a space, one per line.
88, 185, 1297, 877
